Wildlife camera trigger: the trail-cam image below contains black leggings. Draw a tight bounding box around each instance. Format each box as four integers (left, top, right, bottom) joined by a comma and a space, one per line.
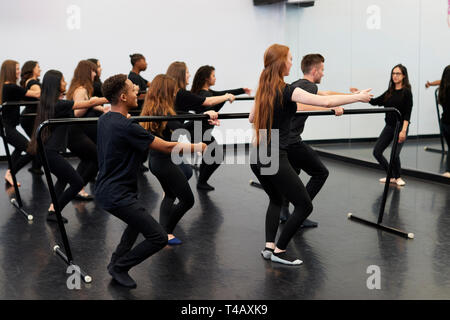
109, 202, 167, 272
20, 112, 42, 169
251, 150, 313, 250
188, 124, 223, 184
199, 137, 222, 184
373, 125, 407, 179
149, 155, 195, 234
441, 121, 450, 172
46, 150, 84, 211
4, 125, 33, 175
283, 141, 329, 206
67, 126, 98, 186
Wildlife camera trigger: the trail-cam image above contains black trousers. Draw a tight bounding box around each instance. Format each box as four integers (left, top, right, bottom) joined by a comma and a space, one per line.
149, 155, 195, 234
373, 125, 407, 179
282, 141, 329, 207
251, 150, 313, 250
4, 125, 33, 175
20, 111, 42, 169
67, 126, 98, 186
441, 121, 450, 172
46, 150, 84, 211
108, 202, 167, 272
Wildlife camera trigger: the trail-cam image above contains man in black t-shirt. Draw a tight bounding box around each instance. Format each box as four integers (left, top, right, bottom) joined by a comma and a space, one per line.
97, 74, 205, 288
281, 54, 350, 227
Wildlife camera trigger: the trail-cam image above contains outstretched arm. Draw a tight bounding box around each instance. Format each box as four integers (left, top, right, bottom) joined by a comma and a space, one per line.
291, 87, 372, 107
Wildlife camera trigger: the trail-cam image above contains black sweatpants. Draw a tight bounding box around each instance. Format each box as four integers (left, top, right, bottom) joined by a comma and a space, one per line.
4, 125, 33, 175
285, 141, 329, 203
373, 125, 407, 179
108, 202, 167, 272
149, 155, 195, 234
67, 126, 98, 186
441, 121, 450, 172
46, 149, 84, 211
251, 150, 313, 250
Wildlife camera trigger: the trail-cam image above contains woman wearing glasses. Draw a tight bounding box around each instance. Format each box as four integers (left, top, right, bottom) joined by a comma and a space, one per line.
352, 64, 413, 186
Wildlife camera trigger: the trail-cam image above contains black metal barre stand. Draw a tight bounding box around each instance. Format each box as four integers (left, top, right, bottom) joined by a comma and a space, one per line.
36, 112, 255, 284
247, 107, 414, 239
424, 88, 447, 155
0, 102, 36, 221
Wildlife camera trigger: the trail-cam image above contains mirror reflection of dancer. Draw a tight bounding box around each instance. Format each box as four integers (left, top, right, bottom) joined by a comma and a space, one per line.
352, 64, 412, 186
437, 65, 450, 178
95, 74, 206, 288
250, 44, 372, 266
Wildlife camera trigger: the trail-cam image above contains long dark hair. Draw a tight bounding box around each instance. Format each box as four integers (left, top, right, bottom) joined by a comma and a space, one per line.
191, 65, 215, 94
28, 70, 63, 154
438, 65, 450, 107
385, 64, 411, 102
20, 60, 38, 88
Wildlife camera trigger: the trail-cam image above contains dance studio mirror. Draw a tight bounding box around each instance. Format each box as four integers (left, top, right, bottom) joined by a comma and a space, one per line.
285, 0, 450, 184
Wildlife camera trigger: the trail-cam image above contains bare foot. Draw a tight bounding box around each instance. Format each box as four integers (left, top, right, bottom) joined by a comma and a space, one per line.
4, 170, 20, 187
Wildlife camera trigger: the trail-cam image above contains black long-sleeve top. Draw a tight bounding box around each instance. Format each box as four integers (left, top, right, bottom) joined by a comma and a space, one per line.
369, 88, 413, 126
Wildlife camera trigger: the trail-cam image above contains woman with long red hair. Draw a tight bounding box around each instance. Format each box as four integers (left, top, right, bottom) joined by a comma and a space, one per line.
250, 44, 372, 265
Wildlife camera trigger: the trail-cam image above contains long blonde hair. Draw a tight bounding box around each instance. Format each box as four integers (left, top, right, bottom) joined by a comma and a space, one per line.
253, 44, 289, 145
140, 74, 177, 136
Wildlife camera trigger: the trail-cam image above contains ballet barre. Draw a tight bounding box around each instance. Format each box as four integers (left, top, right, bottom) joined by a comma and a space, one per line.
35, 107, 411, 284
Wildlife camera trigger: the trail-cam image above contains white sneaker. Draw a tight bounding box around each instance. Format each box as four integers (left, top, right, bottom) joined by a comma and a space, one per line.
396, 178, 406, 186
379, 177, 397, 183
442, 172, 450, 178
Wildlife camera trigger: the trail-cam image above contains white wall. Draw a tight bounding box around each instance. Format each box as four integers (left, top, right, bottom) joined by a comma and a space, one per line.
1, 0, 449, 154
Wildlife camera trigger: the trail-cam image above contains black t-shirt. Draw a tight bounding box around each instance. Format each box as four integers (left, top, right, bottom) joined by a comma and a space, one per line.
128, 72, 148, 92
95, 112, 155, 210
149, 119, 188, 159
190, 88, 245, 136
2, 83, 27, 126
22, 79, 41, 114
369, 88, 413, 126
271, 84, 297, 150
45, 100, 75, 151
175, 89, 206, 114
288, 79, 318, 144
